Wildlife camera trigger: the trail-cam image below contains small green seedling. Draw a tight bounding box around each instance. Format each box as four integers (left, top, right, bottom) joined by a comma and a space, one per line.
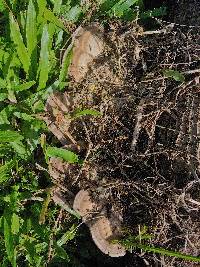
163, 69, 185, 82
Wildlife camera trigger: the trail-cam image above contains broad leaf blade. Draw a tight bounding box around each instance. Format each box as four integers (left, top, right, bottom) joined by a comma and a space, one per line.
11, 213, 20, 235
38, 24, 49, 90
4, 215, 17, 267
110, 0, 138, 17
59, 46, 73, 84
53, 0, 62, 14
163, 69, 185, 82
55, 245, 70, 260
141, 6, 167, 19
13, 112, 35, 121
0, 93, 7, 101
10, 141, 28, 159
65, 5, 82, 22
46, 147, 79, 163
0, 131, 24, 143
57, 225, 77, 246
9, 13, 30, 74
26, 0, 37, 77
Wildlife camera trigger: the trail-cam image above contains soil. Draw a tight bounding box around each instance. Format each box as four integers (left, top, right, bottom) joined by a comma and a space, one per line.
46, 2, 200, 267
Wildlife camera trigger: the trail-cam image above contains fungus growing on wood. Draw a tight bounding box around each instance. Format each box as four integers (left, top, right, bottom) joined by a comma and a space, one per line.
69, 24, 104, 82
90, 216, 126, 257
73, 190, 126, 257
73, 189, 100, 222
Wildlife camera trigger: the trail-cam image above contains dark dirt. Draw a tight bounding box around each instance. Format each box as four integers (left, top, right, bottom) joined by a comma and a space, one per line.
46, 2, 200, 267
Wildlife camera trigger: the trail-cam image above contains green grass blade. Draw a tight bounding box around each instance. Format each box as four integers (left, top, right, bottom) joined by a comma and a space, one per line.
59, 45, 73, 84
11, 213, 20, 235
13, 80, 36, 91
46, 146, 79, 163
43, 8, 65, 30
9, 13, 30, 74
38, 24, 49, 90
57, 225, 77, 247
26, 0, 37, 77
136, 243, 200, 263
39, 188, 52, 225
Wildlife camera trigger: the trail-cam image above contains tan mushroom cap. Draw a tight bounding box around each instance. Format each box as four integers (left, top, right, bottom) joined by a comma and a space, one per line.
73, 189, 100, 221
69, 25, 104, 82
73, 190, 126, 257
90, 216, 126, 257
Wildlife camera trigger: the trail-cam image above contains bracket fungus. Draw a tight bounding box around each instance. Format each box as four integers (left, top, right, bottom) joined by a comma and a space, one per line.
90, 216, 126, 257
73, 189, 101, 222
69, 24, 105, 82
73, 190, 126, 257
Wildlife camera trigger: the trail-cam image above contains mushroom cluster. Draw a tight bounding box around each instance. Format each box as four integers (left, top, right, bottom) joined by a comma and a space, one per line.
46, 24, 126, 257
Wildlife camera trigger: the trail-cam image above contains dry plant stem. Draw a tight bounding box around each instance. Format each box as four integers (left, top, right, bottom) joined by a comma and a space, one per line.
198, 110, 200, 173
47, 209, 63, 263
187, 95, 200, 180
176, 95, 191, 147
155, 17, 200, 29
52, 189, 72, 211
72, 121, 93, 185
183, 69, 200, 74
188, 96, 199, 155
186, 198, 200, 207
131, 100, 145, 151
142, 24, 175, 35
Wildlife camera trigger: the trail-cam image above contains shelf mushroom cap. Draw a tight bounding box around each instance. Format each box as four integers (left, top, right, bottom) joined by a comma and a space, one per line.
69, 24, 104, 82
73, 189, 126, 257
